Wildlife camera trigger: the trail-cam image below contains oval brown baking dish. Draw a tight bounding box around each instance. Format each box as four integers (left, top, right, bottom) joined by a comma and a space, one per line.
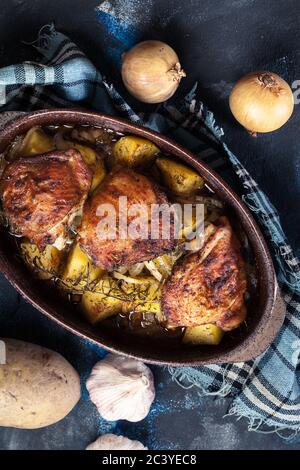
0, 109, 284, 366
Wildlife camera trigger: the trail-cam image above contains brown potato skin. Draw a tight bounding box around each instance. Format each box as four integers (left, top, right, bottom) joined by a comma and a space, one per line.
162, 216, 247, 331
0, 339, 81, 429
0, 149, 92, 250
78, 167, 175, 270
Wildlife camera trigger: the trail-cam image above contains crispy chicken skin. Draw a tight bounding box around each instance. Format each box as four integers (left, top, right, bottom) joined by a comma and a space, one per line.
161, 216, 247, 331
78, 167, 175, 269
0, 149, 92, 250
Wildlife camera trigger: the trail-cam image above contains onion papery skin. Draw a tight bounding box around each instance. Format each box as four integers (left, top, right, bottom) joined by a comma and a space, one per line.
122, 40, 186, 104
229, 71, 294, 133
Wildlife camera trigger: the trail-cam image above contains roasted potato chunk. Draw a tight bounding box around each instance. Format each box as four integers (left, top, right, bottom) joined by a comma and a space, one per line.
65, 142, 97, 166
18, 127, 55, 157
125, 300, 163, 321
20, 240, 62, 280
54, 135, 107, 193
113, 136, 159, 167
60, 243, 103, 292
90, 158, 106, 192
81, 274, 163, 325
117, 274, 164, 321
55, 134, 97, 166
156, 157, 204, 195
183, 324, 224, 345
81, 276, 124, 324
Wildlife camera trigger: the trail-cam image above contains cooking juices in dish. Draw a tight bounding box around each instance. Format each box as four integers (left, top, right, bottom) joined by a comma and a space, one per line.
0, 125, 253, 346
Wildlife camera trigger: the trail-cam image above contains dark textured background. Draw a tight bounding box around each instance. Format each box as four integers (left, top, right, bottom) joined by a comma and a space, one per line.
0, 0, 300, 450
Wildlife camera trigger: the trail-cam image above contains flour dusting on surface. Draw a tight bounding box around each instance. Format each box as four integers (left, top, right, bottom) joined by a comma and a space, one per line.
190, 419, 240, 450
96, 1, 115, 15
207, 80, 233, 99
95, 0, 153, 27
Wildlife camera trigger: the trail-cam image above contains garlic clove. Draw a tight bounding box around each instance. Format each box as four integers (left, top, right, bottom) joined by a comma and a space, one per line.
86, 353, 155, 422
86, 434, 147, 450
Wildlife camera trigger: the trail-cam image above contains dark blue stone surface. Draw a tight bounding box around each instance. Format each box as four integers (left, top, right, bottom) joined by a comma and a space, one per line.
0, 0, 300, 450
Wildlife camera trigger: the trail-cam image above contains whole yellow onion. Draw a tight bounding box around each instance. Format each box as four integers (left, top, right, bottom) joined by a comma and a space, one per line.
121, 40, 186, 104
229, 71, 294, 133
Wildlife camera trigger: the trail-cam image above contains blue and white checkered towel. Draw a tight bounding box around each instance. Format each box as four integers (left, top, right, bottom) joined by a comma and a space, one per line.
1, 25, 300, 438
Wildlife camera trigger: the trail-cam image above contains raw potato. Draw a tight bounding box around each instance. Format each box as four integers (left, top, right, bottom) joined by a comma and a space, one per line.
0, 339, 81, 429
156, 157, 204, 195
183, 324, 224, 345
60, 243, 103, 292
19, 127, 55, 157
20, 240, 62, 280
81, 276, 124, 324
113, 136, 159, 167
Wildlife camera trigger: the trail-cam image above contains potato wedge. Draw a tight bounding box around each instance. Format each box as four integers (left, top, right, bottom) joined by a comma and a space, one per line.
55, 134, 97, 166
113, 136, 159, 167
60, 243, 103, 292
116, 274, 164, 321
156, 157, 204, 195
183, 324, 224, 345
116, 274, 160, 300
81, 276, 124, 324
54, 135, 106, 192
68, 142, 97, 166
19, 127, 55, 157
90, 158, 106, 192
125, 300, 164, 322
20, 240, 62, 280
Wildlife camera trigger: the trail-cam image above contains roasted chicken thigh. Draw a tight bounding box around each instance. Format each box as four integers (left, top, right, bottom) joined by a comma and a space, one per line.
78, 167, 175, 269
162, 216, 247, 331
0, 149, 92, 250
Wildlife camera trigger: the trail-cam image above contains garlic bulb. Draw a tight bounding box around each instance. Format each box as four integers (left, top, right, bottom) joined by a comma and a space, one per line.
122, 40, 186, 103
86, 434, 147, 450
86, 354, 155, 422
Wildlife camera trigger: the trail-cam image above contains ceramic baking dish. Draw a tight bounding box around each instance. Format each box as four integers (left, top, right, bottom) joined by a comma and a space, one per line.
0, 109, 284, 365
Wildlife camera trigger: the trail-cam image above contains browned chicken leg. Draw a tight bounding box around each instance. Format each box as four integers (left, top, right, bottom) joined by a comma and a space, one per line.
77, 167, 175, 269
0, 149, 92, 250
161, 216, 247, 331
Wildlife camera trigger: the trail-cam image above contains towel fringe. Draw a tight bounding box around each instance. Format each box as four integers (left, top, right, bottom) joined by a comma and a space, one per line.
168, 366, 232, 398
227, 403, 300, 442
22, 23, 57, 53
203, 110, 224, 140
183, 85, 224, 140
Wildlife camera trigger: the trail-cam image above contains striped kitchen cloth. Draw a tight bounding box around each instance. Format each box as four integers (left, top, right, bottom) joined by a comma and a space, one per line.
0, 25, 300, 438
